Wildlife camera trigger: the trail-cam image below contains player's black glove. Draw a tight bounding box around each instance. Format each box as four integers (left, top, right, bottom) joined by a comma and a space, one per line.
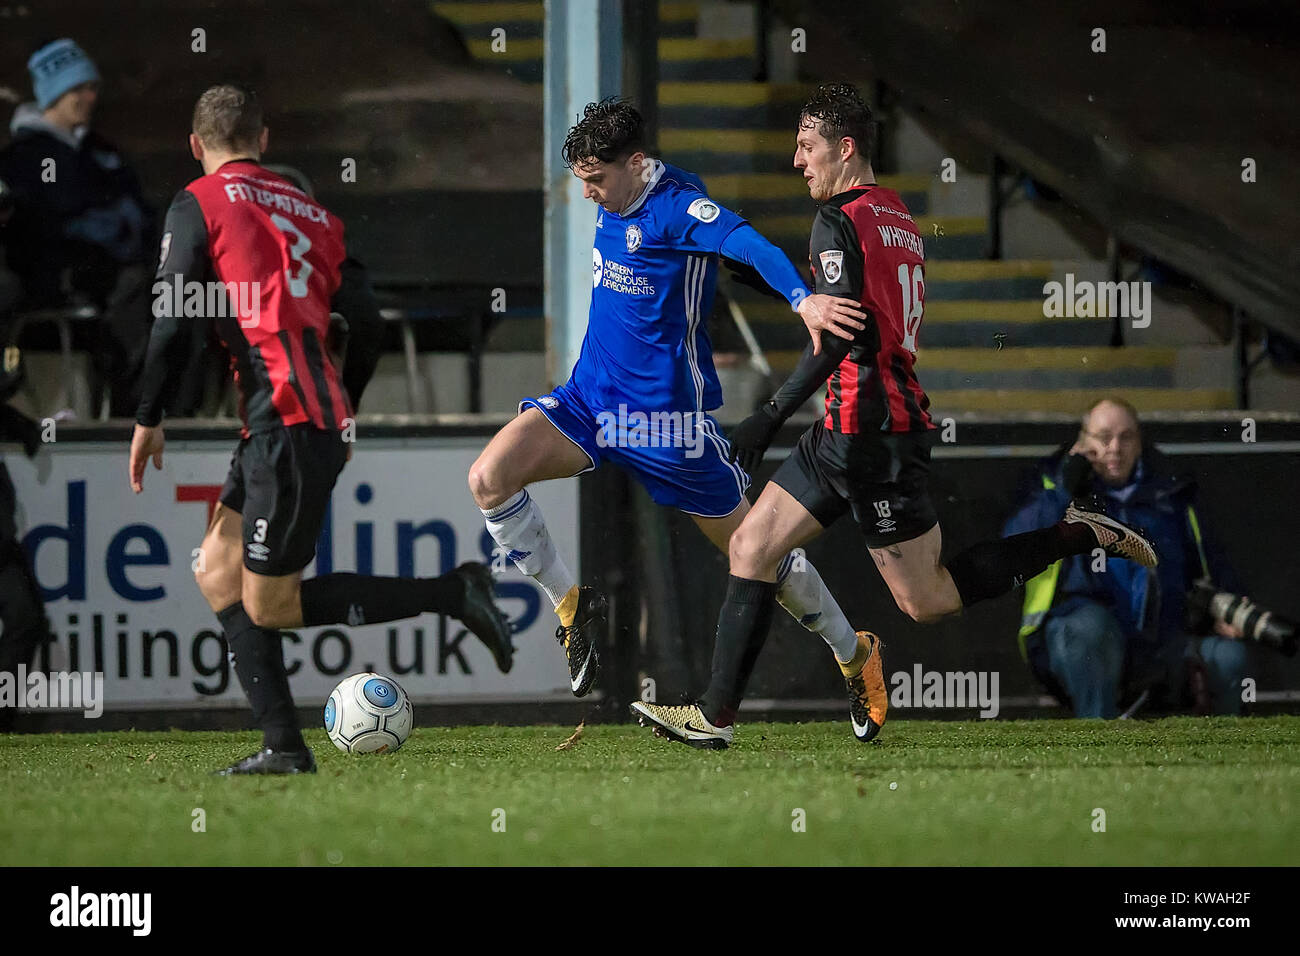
721, 257, 786, 301
1061, 451, 1094, 498
727, 401, 783, 474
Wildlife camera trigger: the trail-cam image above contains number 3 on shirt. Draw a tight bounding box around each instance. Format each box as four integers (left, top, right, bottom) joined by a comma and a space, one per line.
897, 263, 924, 354
270, 213, 313, 299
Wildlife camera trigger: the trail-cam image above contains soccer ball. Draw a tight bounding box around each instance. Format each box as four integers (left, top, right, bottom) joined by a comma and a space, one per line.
323, 672, 413, 754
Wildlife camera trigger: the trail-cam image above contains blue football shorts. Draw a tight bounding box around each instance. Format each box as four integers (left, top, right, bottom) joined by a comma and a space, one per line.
520, 380, 750, 518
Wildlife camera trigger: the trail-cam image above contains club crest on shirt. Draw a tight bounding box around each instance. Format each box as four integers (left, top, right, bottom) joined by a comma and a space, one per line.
686, 197, 720, 223
819, 250, 844, 284
158, 231, 172, 270
625, 224, 642, 253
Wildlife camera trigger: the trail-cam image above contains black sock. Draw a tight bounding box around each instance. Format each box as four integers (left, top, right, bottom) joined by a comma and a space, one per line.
697, 576, 778, 727
946, 522, 1086, 607
217, 602, 304, 753
299, 573, 464, 627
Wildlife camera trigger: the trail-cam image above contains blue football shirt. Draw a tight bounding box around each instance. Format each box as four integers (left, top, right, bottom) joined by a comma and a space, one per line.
570, 161, 747, 414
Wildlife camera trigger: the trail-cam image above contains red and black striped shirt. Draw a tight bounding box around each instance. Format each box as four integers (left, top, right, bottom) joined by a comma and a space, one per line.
811, 185, 933, 434
137, 160, 353, 436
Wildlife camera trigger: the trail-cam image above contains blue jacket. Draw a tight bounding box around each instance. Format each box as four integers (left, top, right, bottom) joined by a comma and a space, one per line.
1004, 442, 1237, 655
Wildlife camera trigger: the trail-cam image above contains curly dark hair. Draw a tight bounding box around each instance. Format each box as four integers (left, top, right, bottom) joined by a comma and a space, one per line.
561, 97, 646, 168
799, 83, 875, 161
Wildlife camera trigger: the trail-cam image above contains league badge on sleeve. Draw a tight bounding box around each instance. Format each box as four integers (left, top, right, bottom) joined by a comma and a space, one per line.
687, 197, 721, 223
819, 249, 844, 284
625, 224, 643, 253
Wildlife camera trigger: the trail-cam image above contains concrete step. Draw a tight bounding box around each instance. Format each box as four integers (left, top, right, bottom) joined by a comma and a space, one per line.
701, 171, 933, 200
756, 210, 984, 242
432, 1, 541, 25
452, 33, 757, 83
924, 259, 1056, 300
658, 81, 807, 109
432, 0, 698, 36
736, 298, 1112, 349
659, 81, 809, 129
923, 387, 1235, 415
698, 172, 932, 219
661, 127, 792, 154
766, 346, 1178, 391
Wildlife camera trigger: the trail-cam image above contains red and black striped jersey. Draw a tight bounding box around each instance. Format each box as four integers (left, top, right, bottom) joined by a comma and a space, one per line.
137, 159, 353, 436
810, 185, 933, 434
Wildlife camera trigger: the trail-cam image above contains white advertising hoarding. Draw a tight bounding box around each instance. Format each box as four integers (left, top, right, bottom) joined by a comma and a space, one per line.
5, 436, 578, 708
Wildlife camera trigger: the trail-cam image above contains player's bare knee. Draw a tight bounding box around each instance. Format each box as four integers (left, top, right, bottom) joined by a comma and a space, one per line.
243, 593, 283, 630
195, 566, 235, 608
468, 456, 512, 510
194, 552, 240, 610
242, 592, 266, 627
898, 593, 947, 624
728, 522, 777, 578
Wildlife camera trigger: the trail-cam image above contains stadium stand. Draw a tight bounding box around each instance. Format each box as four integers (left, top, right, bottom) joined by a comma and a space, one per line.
0, 0, 1295, 420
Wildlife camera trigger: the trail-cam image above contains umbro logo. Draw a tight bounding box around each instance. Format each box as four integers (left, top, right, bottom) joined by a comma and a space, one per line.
346, 604, 365, 626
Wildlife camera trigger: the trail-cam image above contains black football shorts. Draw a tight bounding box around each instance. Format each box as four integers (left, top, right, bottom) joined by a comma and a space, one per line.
770, 423, 938, 548
218, 423, 348, 575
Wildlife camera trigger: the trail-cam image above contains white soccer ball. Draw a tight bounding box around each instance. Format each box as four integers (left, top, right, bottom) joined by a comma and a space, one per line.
323, 672, 413, 754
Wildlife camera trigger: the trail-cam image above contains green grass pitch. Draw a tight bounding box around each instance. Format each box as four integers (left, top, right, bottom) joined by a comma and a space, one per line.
2, 717, 1296, 866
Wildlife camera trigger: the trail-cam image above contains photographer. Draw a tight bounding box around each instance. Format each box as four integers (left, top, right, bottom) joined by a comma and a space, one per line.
1004, 398, 1250, 717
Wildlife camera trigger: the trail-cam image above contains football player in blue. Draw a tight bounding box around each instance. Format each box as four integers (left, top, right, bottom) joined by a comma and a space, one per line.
469, 99, 870, 716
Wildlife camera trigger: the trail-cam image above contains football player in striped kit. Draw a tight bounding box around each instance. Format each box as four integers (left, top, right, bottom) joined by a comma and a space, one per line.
131, 85, 512, 773
632, 85, 1158, 748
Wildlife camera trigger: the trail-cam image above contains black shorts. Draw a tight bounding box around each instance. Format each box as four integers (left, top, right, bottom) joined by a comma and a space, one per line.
771, 424, 938, 548
218, 424, 348, 575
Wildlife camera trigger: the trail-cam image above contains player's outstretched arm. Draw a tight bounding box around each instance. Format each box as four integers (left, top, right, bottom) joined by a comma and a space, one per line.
727, 333, 859, 474
717, 223, 864, 349
716, 223, 814, 308
727, 204, 874, 472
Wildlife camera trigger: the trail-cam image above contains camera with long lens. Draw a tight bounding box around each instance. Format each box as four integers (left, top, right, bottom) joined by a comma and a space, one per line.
1186, 578, 1297, 656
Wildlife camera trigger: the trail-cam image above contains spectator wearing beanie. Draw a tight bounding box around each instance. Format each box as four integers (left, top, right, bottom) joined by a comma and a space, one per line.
0, 38, 156, 417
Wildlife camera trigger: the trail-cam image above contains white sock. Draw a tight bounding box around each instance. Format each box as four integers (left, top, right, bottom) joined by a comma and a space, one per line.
481, 490, 576, 608
775, 551, 860, 662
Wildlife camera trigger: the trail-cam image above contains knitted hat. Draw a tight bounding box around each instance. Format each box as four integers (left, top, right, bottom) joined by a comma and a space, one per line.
28, 39, 100, 110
